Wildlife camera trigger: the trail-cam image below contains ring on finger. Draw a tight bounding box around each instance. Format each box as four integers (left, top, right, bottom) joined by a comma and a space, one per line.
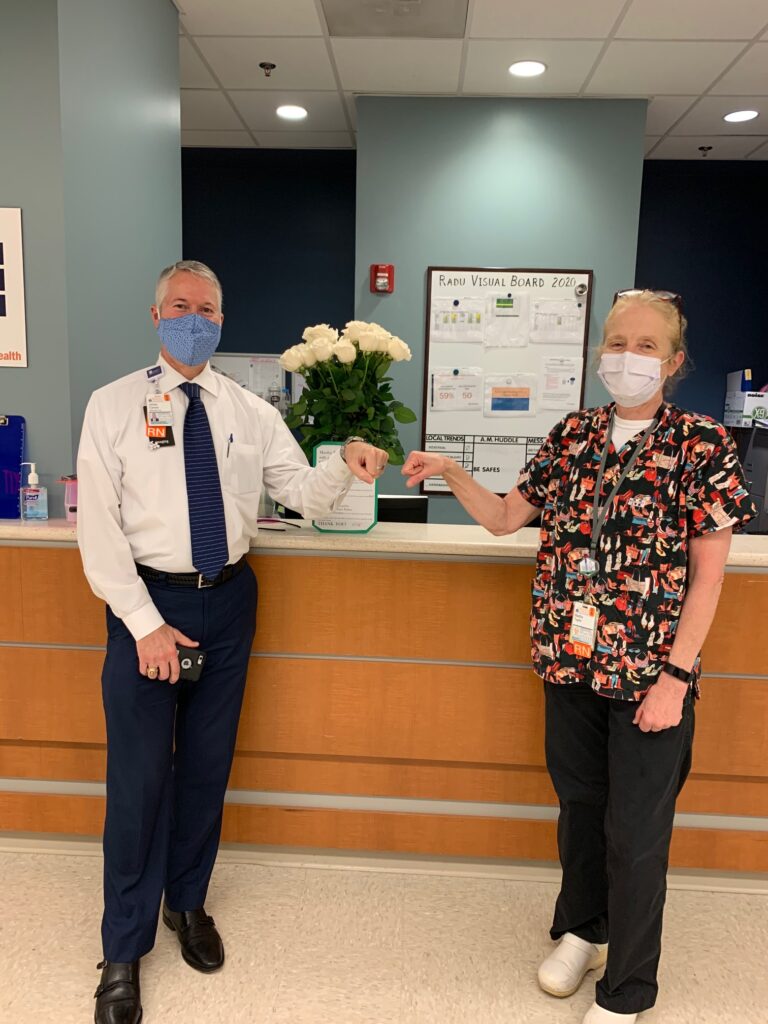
147, 666, 159, 679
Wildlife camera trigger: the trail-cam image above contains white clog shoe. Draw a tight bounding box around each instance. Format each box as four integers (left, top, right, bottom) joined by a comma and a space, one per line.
537, 932, 608, 998
582, 1001, 638, 1023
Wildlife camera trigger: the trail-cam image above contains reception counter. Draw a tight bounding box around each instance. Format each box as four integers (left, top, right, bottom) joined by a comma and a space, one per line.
1, 519, 767, 871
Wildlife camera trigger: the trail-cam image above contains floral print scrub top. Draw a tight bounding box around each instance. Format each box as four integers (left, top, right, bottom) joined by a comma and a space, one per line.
516, 403, 756, 701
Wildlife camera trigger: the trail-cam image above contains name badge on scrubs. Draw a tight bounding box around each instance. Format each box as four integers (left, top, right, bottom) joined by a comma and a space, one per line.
146, 392, 174, 427
569, 601, 597, 659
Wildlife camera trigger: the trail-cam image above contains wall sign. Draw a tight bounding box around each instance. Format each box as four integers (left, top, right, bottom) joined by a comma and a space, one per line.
0, 208, 28, 368
421, 266, 592, 495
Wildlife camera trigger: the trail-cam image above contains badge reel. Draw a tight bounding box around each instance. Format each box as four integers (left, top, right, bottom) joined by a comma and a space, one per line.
578, 556, 599, 577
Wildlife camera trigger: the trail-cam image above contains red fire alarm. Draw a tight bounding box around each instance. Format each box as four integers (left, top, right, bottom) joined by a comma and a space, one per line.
370, 263, 395, 293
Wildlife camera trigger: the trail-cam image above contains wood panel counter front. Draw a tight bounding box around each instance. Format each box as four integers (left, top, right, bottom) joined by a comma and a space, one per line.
1, 520, 767, 871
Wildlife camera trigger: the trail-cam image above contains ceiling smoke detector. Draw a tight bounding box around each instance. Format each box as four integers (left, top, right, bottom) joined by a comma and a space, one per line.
259, 62, 276, 78
698, 146, 713, 158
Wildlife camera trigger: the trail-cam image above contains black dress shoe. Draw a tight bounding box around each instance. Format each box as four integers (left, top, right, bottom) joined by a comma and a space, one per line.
162, 904, 225, 973
94, 959, 142, 1024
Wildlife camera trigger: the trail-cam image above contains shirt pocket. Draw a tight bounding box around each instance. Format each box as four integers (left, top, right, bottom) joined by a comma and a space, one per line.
223, 441, 261, 495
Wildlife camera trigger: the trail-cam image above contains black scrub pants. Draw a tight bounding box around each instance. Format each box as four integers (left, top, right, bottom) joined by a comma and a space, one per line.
544, 679, 695, 1015
100, 563, 258, 963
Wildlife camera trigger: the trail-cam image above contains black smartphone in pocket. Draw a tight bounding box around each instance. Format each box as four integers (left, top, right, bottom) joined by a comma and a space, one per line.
177, 645, 207, 681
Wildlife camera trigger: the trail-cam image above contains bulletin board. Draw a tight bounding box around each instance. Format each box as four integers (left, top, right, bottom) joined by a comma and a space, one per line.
209, 352, 285, 399
421, 266, 593, 495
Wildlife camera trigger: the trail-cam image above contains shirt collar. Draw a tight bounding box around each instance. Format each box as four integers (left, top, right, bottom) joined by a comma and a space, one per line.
153, 353, 221, 397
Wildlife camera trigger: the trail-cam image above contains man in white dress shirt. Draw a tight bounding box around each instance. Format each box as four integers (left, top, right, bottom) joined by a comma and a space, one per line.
78, 260, 387, 1024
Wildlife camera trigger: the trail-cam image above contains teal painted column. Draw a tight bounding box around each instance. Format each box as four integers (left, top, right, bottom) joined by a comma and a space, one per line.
354, 97, 647, 522
0, 0, 180, 516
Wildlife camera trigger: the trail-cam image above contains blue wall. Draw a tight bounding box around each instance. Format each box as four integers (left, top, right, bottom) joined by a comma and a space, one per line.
354, 97, 647, 521
0, 0, 181, 516
635, 160, 768, 419
0, 0, 73, 510
59, 0, 182, 441
181, 148, 356, 353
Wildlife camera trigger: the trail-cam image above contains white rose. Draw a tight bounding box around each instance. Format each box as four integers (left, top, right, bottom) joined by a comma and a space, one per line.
302, 324, 339, 347
344, 320, 370, 337
387, 336, 411, 361
357, 329, 382, 352
309, 336, 334, 362
279, 345, 304, 372
333, 339, 357, 364
297, 342, 316, 367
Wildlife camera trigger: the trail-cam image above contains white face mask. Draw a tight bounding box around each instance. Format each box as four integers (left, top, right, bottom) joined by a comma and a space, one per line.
598, 351, 671, 408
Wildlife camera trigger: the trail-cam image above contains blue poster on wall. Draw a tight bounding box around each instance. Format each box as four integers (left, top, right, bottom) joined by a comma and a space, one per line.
0, 414, 25, 518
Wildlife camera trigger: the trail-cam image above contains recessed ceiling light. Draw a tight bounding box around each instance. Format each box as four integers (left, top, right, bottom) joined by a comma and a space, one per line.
508, 60, 546, 78
723, 109, 758, 123
277, 105, 308, 121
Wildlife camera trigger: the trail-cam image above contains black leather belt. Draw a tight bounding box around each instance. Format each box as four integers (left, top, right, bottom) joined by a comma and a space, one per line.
135, 554, 246, 590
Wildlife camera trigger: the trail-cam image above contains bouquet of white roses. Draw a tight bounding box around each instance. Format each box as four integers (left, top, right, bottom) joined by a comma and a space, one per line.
279, 321, 417, 464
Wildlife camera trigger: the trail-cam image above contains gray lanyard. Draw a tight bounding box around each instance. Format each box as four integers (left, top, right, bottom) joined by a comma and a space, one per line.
579, 410, 660, 577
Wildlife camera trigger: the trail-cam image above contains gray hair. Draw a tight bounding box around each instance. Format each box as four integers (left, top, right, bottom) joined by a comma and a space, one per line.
155, 260, 223, 312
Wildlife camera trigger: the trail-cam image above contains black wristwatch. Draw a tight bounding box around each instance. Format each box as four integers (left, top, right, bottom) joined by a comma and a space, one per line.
663, 662, 696, 685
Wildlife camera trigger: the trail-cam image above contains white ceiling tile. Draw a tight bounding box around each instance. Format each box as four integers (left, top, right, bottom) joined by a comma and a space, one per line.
463, 40, 603, 94
672, 96, 768, 135
645, 96, 697, 134
644, 137, 662, 154
181, 130, 255, 148
253, 131, 354, 149
585, 41, 744, 94
470, 0, 626, 39
332, 39, 463, 93
180, 89, 243, 129
179, 38, 217, 88
618, 0, 768, 40
230, 90, 348, 132
746, 140, 768, 158
647, 135, 767, 159
196, 37, 337, 90
179, 0, 322, 36
710, 43, 768, 95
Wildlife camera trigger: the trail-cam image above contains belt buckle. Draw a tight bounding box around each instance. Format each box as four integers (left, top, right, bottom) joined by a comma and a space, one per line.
197, 573, 215, 589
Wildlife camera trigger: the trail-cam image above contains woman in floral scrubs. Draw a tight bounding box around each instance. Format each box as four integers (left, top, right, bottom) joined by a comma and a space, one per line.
402, 291, 755, 1024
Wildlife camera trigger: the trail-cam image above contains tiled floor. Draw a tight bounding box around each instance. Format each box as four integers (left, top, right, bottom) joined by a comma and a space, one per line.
1, 843, 767, 1023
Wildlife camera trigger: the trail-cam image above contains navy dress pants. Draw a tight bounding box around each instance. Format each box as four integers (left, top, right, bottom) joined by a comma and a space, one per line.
544, 680, 694, 1015
100, 563, 257, 962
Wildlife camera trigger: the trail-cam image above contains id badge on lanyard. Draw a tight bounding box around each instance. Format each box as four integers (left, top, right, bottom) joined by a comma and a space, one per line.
569, 601, 598, 659
569, 408, 660, 658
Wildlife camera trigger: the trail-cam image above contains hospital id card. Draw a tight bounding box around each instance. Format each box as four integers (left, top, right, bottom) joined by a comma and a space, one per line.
146, 393, 174, 426
569, 601, 597, 659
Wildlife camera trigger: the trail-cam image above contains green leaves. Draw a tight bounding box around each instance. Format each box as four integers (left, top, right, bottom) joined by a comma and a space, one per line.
287, 347, 417, 465
392, 403, 417, 424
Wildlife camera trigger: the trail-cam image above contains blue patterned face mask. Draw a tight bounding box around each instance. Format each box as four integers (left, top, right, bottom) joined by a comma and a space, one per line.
157, 313, 221, 366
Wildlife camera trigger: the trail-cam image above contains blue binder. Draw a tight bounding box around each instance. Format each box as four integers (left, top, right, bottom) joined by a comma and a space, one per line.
0, 414, 25, 519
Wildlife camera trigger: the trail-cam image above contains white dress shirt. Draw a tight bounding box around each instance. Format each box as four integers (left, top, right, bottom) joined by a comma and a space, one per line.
77, 354, 353, 641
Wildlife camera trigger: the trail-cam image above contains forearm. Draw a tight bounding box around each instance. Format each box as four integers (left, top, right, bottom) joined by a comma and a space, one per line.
668, 572, 725, 670
442, 460, 511, 535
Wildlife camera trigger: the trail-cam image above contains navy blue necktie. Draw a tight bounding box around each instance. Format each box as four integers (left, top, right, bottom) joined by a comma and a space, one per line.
180, 382, 229, 580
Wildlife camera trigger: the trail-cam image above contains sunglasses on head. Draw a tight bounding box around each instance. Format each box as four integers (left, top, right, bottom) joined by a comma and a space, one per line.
613, 288, 683, 315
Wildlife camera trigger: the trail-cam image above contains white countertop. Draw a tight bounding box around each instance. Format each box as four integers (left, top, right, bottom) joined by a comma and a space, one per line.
2, 517, 768, 566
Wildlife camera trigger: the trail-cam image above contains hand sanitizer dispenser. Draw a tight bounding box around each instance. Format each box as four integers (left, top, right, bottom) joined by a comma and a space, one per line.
20, 462, 49, 521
